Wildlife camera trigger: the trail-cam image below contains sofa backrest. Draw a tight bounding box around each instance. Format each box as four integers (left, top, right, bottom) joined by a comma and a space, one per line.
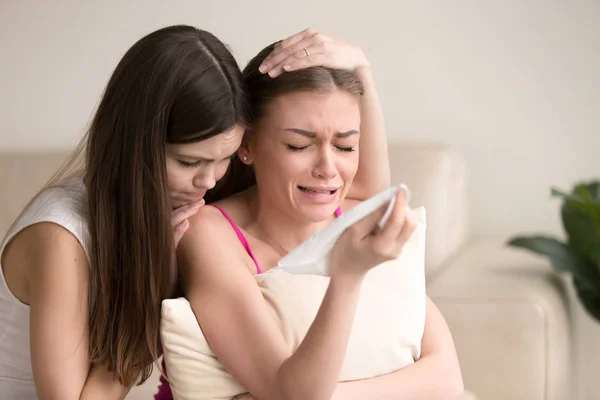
0, 141, 469, 276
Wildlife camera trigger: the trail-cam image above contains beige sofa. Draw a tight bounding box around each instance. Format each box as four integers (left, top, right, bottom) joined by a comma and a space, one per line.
1, 141, 586, 400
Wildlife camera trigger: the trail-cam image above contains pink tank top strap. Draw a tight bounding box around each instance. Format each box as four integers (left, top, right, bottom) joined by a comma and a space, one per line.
211, 205, 262, 274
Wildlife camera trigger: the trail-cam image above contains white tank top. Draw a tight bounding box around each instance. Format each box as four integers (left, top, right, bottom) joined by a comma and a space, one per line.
0, 177, 89, 400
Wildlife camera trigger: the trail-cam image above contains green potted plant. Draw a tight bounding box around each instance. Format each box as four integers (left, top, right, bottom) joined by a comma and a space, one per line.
507, 180, 600, 322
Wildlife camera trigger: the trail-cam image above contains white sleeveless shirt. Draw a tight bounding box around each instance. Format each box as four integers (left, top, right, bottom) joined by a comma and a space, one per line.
0, 177, 89, 400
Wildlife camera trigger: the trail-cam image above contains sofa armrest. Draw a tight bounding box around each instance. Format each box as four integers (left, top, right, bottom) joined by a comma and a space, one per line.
387, 141, 469, 276
428, 240, 573, 400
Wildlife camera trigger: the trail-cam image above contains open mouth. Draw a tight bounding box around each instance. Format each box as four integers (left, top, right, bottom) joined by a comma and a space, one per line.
298, 186, 338, 195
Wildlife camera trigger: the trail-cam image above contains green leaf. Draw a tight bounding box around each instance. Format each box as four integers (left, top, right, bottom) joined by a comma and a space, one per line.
552, 182, 600, 208
552, 187, 600, 231
561, 201, 600, 265
551, 187, 573, 200
573, 275, 600, 323
507, 236, 600, 289
580, 181, 600, 203
576, 185, 595, 203
526, 181, 600, 324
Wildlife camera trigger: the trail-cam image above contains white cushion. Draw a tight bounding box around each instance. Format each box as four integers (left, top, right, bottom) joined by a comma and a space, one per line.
160, 207, 427, 400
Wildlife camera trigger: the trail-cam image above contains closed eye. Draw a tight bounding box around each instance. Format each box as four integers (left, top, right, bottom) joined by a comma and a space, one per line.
287, 144, 309, 152
178, 160, 202, 168
335, 146, 355, 152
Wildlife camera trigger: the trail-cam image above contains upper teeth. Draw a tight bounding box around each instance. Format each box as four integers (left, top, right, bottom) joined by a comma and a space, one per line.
303, 187, 331, 194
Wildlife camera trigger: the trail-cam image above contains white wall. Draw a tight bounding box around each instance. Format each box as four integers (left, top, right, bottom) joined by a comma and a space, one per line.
1, 0, 599, 239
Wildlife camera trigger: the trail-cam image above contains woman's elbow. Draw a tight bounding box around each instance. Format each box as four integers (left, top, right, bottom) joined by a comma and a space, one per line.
441, 360, 465, 399
448, 375, 465, 399
277, 367, 333, 400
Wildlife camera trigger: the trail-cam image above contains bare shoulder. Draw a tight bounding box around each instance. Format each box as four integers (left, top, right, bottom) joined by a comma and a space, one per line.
186, 202, 234, 230
210, 187, 255, 228
3, 221, 87, 271
2, 222, 88, 304
179, 202, 255, 281
184, 201, 245, 240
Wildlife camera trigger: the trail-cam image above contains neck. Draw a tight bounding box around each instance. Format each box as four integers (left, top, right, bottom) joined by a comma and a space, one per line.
248, 188, 334, 255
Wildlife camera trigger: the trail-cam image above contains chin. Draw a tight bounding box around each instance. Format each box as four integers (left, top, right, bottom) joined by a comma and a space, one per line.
171, 196, 191, 209
171, 200, 184, 209
300, 204, 340, 222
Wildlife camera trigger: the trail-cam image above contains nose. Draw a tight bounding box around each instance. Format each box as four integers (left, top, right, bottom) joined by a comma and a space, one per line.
192, 166, 217, 191
311, 147, 337, 180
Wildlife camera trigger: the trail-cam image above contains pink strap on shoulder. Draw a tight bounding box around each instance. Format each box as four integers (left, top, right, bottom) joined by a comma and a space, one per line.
211, 205, 262, 274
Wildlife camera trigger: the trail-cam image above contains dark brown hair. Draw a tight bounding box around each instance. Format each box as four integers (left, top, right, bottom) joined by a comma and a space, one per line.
83, 25, 250, 386
217, 41, 364, 196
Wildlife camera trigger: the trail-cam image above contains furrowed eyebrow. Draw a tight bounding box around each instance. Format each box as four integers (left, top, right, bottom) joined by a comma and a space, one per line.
283, 128, 359, 138
283, 128, 317, 138
335, 129, 359, 138
177, 150, 237, 163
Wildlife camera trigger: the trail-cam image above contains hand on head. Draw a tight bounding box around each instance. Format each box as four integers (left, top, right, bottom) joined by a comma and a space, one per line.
258, 28, 370, 78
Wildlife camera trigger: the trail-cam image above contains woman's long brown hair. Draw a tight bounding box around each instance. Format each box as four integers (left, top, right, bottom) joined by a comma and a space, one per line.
82, 25, 250, 386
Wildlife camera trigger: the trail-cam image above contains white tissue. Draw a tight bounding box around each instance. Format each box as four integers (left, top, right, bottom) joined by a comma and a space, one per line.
272, 184, 411, 276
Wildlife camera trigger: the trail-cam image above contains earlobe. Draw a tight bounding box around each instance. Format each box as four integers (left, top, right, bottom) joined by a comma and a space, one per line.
237, 149, 252, 165
238, 133, 253, 165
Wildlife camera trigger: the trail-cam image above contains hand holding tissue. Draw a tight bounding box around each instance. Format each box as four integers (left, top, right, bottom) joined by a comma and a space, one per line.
274, 184, 411, 277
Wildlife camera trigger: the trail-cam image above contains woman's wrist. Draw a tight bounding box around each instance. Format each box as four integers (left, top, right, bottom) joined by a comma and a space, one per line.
354, 65, 373, 83
329, 267, 366, 290
352, 47, 370, 70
